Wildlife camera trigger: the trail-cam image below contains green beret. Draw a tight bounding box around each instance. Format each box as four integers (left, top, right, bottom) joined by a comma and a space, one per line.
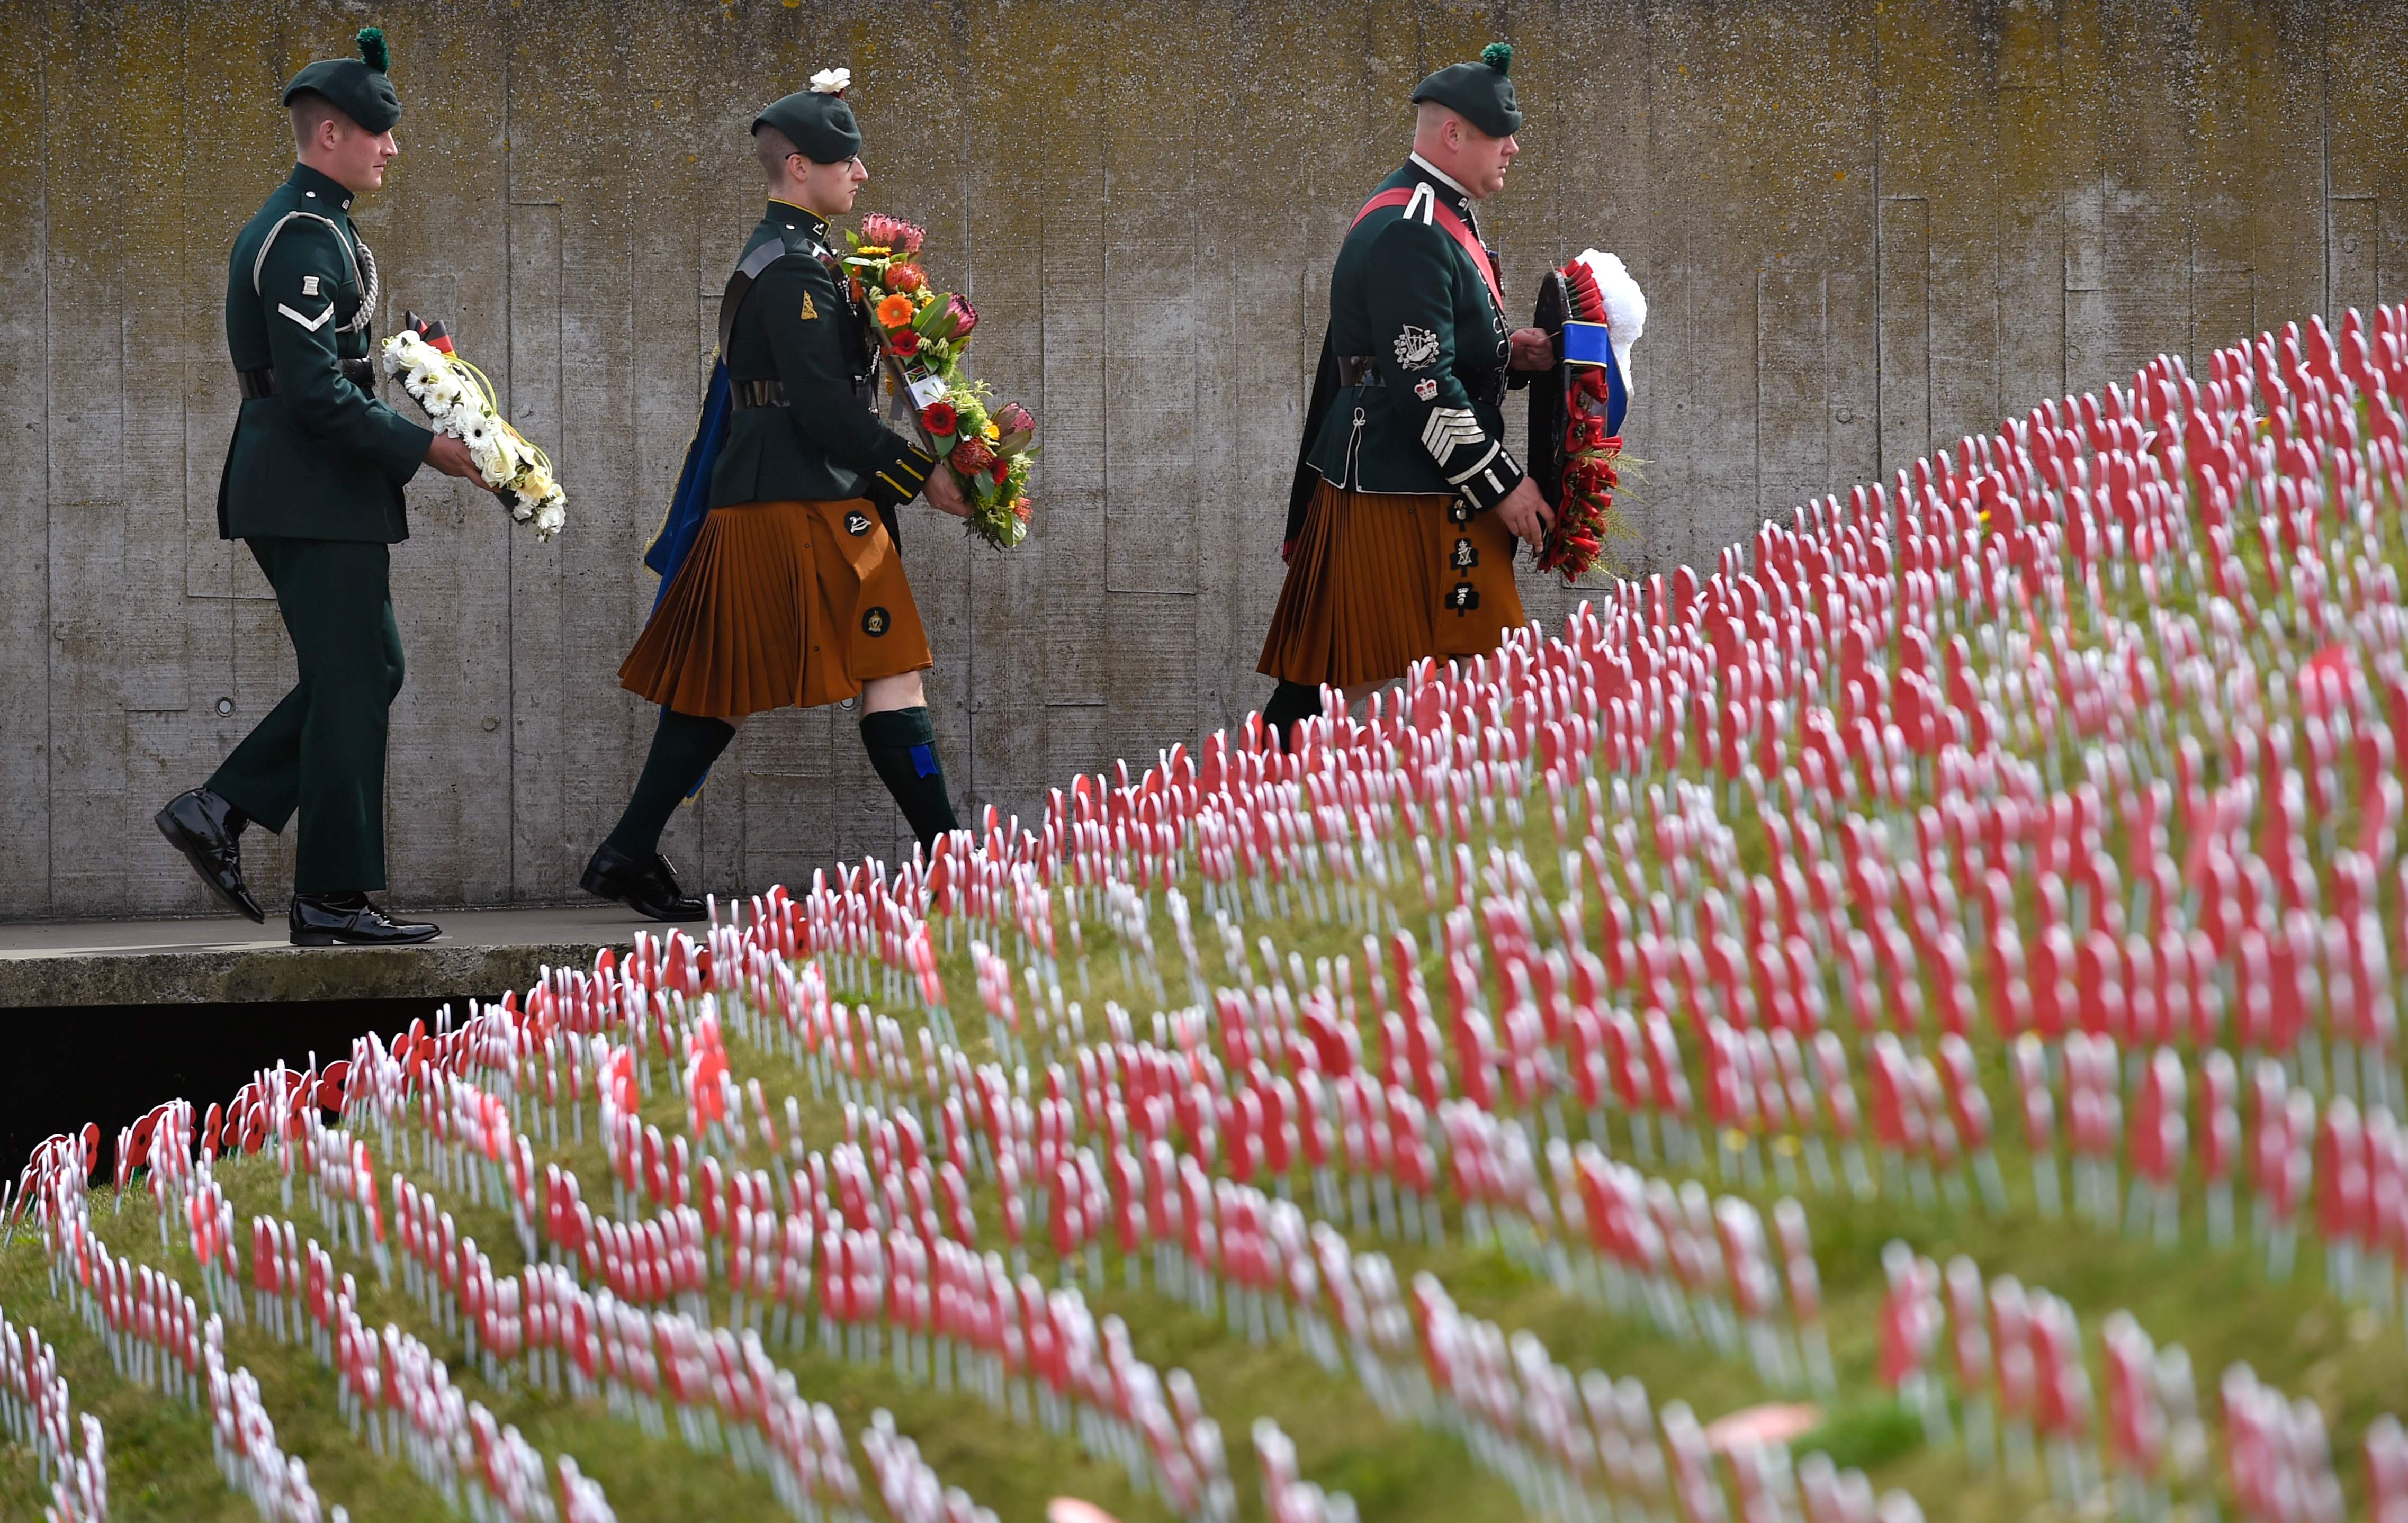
283, 27, 401, 134
1410, 41, 1523, 138
753, 74, 862, 165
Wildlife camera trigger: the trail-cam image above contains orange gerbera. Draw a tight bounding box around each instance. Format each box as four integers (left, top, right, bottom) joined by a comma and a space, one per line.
875, 293, 915, 328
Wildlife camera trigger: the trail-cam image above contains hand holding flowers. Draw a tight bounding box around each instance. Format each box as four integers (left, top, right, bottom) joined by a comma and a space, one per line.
380, 315, 568, 539
844, 216, 1034, 549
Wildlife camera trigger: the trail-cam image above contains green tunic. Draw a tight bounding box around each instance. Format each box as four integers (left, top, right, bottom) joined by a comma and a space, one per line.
219, 163, 432, 543
711, 201, 935, 515
1289, 157, 1525, 542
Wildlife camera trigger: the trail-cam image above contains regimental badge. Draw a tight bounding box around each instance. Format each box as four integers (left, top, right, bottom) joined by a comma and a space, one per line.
1451, 537, 1478, 571
799, 292, 820, 320
862, 606, 891, 637
1414, 378, 1439, 401
1394, 325, 1440, 370
843, 510, 873, 537
1446, 583, 1481, 614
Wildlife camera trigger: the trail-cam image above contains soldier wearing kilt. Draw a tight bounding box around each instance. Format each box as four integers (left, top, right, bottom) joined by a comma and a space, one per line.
155, 29, 482, 946
1259, 43, 1557, 744
582, 75, 971, 921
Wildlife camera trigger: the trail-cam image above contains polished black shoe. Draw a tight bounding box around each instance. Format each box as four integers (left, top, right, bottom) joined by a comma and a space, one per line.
289, 894, 442, 947
154, 787, 266, 923
580, 843, 708, 922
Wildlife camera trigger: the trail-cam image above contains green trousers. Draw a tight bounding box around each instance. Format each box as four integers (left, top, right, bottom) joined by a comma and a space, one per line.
207, 538, 403, 895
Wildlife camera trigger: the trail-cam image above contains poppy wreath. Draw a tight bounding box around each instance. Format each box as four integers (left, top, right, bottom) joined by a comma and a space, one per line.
1533, 259, 1621, 581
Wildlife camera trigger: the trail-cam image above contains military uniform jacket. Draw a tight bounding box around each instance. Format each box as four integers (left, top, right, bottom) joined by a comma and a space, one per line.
709, 202, 936, 516
1288, 157, 1525, 544
220, 163, 432, 543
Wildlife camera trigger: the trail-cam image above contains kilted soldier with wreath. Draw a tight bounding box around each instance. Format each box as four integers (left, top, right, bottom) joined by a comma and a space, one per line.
1258, 43, 1558, 746
582, 70, 972, 921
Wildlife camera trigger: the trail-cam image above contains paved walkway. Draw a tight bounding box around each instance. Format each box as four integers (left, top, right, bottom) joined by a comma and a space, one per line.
0, 904, 659, 1008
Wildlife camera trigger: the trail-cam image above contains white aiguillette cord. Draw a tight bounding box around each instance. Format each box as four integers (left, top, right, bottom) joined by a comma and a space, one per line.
251, 210, 377, 333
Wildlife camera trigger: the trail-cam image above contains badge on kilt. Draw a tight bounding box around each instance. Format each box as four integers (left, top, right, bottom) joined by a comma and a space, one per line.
862, 606, 892, 637
844, 510, 874, 537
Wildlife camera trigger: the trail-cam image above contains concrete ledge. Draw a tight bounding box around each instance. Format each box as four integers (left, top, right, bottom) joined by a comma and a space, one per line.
0, 906, 654, 1007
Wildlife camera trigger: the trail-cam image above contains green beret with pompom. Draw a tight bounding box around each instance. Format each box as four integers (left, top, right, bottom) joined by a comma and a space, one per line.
1410, 41, 1523, 137
282, 24, 402, 133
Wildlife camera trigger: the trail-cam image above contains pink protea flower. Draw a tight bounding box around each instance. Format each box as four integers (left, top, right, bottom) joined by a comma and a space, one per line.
942, 294, 977, 341
860, 213, 924, 256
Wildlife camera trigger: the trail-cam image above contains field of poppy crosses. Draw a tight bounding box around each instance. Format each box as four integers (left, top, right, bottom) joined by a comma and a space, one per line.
5, 307, 2407, 1523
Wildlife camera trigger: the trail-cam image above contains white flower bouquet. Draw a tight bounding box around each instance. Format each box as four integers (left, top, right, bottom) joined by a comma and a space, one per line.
379, 317, 567, 539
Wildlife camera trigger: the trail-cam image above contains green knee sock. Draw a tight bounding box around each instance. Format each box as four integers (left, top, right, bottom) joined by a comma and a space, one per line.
860, 706, 959, 854
604, 709, 736, 859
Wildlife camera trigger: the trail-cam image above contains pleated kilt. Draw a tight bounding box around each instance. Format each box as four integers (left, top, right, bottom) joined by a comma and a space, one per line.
620, 498, 932, 719
1257, 477, 1526, 689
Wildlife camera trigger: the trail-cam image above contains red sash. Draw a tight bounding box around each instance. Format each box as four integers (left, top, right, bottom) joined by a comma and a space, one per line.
1349, 184, 1505, 319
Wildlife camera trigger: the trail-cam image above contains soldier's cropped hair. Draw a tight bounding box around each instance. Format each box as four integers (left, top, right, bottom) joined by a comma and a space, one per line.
289, 92, 349, 149
755, 125, 803, 182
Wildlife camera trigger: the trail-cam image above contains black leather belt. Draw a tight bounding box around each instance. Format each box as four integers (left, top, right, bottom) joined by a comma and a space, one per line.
1337, 355, 1384, 387
238, 361, 375, 398
735, 379, 788, 409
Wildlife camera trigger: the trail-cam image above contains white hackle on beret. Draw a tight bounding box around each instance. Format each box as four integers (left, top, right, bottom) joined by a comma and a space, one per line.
809, 67, 850, 95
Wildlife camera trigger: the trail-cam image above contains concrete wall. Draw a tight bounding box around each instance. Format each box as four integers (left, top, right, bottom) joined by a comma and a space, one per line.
5, 0, 2407, 920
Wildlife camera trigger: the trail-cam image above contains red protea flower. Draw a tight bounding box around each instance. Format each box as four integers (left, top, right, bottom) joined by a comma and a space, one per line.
950, 437, 996, 474
942, 295, 977, 341
887, 263, 926, 294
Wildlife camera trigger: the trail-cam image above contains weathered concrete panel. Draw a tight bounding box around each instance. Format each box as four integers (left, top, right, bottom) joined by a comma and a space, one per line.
10, 0, 2408, 918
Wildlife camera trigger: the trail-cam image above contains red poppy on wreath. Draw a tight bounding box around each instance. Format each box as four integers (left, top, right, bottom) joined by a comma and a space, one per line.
922, 400, 958, 435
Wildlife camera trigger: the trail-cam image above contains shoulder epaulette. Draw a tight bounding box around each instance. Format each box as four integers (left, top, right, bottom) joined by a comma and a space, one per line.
738, 238, 789, 282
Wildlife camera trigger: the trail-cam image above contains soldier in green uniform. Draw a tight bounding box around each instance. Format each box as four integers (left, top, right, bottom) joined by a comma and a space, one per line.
583, 73, 970, 921
154, 28, 479, 945
1257, 43, 1557, 745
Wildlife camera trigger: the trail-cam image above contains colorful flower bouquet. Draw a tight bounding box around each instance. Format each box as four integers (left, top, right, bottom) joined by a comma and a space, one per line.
380, 314, 567, 539
844, 214, 1035, 549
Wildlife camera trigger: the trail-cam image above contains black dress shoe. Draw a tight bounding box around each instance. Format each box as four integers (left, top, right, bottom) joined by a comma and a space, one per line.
289, 894, 442, 947
154, 788, 266, 923
581, 843, 708, 922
